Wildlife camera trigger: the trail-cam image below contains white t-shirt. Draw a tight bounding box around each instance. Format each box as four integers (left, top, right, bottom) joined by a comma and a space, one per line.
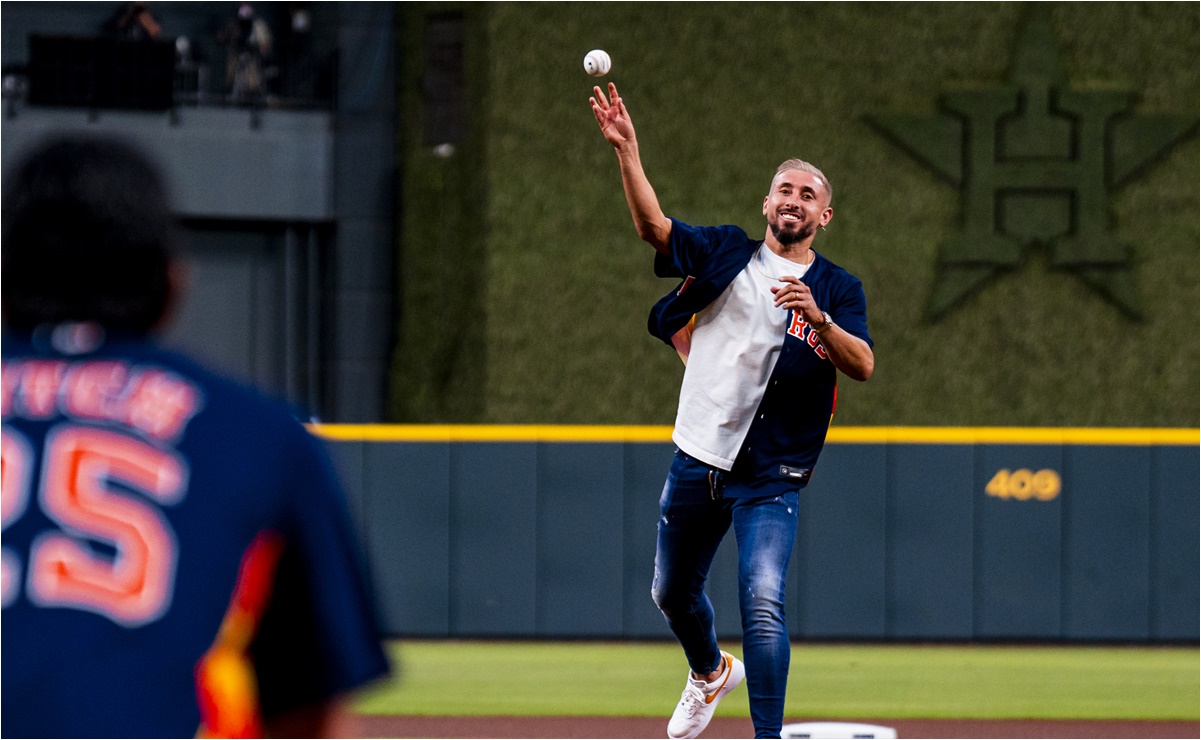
671, 243, 812, 470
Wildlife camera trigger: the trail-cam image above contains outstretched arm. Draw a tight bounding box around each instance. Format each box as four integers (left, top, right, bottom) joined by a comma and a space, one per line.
590, 82, 672, 254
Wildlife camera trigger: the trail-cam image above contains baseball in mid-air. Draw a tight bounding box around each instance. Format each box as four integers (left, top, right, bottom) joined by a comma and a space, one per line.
583, 49, 611, 77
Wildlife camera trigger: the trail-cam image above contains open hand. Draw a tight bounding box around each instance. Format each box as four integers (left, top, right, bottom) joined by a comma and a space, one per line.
590, 82, 636, 148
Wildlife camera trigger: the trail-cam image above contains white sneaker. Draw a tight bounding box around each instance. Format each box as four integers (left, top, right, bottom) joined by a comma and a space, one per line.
666, 651, 745, 739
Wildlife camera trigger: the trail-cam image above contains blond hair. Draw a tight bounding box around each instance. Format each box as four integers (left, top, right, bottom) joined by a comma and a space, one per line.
773, 159, 832, 205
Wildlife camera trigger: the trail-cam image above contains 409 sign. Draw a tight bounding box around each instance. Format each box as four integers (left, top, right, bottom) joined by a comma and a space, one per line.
986, 468, 1061, 502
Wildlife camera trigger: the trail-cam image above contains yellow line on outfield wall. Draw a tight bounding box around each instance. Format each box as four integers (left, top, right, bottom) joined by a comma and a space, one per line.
309, 424, 673, 442
310, 424, 1199, 446
827, 427, 1199, 445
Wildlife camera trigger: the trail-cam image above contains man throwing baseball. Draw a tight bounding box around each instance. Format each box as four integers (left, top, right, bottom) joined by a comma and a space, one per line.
590, 82, 874, 739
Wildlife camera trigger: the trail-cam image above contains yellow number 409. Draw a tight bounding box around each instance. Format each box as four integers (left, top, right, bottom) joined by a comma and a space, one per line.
985, 469, 1062, 501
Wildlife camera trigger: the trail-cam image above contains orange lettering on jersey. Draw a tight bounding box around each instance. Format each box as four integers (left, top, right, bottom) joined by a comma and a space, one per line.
19, 361, 67, 418
1, 363, 22, 417
1, 428, 34, 609
787, 312, 831, 362
1, 428, 33, 525
62, 361, 129, 422
122, 370, 201, 441
787, 312, 808, 340
4, 361, 202, 438
28, 427, 186, 626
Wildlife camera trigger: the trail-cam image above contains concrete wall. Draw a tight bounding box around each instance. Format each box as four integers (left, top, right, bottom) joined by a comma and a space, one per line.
321, 428, 1200, 642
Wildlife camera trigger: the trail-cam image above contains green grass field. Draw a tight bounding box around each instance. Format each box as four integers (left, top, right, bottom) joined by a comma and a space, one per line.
354, 641, 1199, 720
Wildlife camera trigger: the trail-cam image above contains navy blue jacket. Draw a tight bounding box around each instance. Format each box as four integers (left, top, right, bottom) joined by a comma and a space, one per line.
649, 218, 873, 497
1, 330, 388, 737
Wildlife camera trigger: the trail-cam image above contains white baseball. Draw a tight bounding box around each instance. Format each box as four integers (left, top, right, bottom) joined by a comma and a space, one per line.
583, 49, 611, 77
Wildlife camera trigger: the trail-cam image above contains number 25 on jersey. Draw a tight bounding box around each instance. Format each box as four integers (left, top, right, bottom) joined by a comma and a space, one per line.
2, 425, 187, 626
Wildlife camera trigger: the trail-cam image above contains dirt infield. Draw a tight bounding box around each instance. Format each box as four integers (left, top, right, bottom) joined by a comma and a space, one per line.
350, 715, 1200, 739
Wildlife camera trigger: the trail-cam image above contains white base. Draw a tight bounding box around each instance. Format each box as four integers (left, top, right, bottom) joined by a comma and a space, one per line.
780, 722, 898, 739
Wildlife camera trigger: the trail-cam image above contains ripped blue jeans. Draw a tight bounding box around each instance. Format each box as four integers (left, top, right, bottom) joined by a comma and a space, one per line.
652, 450, 799, 739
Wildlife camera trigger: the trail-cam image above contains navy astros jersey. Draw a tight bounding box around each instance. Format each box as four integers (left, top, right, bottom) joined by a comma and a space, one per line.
649, 218, 873, 497
1, 329, 388, 738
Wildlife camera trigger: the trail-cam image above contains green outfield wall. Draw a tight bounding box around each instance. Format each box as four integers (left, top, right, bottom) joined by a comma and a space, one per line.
317, 425, 1199, 642
389, 2, 1199, 426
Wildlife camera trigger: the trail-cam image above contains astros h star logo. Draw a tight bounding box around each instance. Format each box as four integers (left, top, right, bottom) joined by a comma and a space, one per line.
869, 8, 1197, 322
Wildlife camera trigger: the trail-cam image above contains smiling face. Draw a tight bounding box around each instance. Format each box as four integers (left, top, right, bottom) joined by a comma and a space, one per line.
762, 168, 834, 247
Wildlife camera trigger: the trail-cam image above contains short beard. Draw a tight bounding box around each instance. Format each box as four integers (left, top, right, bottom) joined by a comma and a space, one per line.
770, 221, 814, 246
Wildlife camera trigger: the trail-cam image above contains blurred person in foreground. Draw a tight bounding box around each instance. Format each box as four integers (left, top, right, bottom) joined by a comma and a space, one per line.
591, 83, 874, 739
0, 137, 389, 738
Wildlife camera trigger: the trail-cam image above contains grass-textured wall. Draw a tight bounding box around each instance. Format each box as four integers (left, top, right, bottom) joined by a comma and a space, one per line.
392, 2, 1199, 426
389, 4, 491, 422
